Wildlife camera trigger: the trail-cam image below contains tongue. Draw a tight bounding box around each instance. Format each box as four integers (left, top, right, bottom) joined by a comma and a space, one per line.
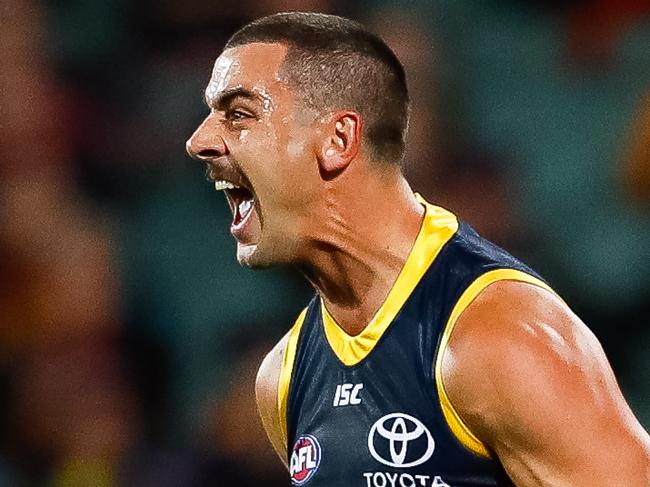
233, 202, 243, 226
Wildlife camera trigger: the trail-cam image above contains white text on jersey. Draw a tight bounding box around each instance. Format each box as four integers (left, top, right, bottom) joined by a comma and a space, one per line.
290, 444, 318, 476
333, 383, 363, 406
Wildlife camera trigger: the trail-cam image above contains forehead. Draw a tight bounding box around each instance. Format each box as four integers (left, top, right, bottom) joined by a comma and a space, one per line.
205, 43, 289, 102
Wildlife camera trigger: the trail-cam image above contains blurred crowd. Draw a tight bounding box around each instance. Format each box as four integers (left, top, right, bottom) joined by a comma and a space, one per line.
1, 0, 649, 485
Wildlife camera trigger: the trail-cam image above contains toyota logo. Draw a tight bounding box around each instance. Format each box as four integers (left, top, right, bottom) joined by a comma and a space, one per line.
367, 413, 435, 468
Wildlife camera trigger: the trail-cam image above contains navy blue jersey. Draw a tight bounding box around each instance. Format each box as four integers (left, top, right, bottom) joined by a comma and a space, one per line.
278, 197, 553, 487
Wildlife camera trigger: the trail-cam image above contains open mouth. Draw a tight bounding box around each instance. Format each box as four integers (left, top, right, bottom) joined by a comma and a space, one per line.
212, 179, 256, 236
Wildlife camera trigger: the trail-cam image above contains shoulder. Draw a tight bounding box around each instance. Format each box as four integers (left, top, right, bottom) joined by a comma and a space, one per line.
256, 331, 289, 411
256, 306, 309, 420
442, 279, 590, 424
442, 221, 529, 271
256, 331, 290, 468
256, 307, 309, 468
441, 279, 650, 484
442, 279, 598, 413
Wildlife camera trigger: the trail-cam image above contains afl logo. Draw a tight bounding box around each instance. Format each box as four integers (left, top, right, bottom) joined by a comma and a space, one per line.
368, 413, 435, 468
290, 434, 322, 485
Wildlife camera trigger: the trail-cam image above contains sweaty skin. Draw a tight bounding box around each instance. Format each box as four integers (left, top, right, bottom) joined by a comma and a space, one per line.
188, 43, 321, 268
188, 42, 650, 486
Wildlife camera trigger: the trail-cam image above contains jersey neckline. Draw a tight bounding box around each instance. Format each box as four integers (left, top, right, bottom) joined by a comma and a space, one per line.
320, 195, 459, 366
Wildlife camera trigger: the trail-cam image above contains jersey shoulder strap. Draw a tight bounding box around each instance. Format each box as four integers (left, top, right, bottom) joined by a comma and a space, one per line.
277, 306, 309, 448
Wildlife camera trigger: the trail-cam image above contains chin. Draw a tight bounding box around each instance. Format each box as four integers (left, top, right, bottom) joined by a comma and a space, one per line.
236, 242, 273, 269
236, 237, 296, 269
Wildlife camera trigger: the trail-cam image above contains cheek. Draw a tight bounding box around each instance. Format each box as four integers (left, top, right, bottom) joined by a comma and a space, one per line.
287, 137, 308, 160
261, 161, 309, 219
235, 121, 313, 209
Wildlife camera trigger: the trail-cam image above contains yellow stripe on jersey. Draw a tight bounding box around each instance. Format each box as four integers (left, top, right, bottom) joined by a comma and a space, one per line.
278, 307, 308, 448
435, 268, 555, 458
321, 195, 459, 366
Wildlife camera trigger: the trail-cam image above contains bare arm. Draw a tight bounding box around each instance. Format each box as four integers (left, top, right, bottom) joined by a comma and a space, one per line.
443, 280, 650, 486
255, 333, 290, 469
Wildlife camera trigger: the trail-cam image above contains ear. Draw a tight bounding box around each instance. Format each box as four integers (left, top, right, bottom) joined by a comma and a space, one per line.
317, 111, 362, 178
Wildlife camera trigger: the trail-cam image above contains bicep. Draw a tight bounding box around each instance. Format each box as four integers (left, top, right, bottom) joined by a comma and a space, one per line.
444, 281, 650, 486
489, 320, 647, 486
256, 335, 289, 469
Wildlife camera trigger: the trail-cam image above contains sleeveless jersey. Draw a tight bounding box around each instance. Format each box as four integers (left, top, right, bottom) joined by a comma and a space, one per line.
279, 196, 554, 487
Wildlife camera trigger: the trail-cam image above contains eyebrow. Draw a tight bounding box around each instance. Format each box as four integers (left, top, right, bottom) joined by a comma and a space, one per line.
204, 87, 260, 109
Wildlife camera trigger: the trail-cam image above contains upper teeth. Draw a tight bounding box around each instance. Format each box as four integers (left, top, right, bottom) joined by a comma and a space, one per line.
214, 180, 239, 191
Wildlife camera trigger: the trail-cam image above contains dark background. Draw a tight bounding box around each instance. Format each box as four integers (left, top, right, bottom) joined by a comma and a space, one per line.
2, 0, 650, 485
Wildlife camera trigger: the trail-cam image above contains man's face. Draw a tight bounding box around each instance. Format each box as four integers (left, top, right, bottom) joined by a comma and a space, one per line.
186, 43, 318, 268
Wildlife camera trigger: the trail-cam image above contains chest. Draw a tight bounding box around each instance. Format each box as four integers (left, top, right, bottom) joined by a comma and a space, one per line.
286, 304, 508, 487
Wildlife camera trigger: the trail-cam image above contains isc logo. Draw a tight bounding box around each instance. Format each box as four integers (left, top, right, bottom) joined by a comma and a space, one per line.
333, 383, 363, 407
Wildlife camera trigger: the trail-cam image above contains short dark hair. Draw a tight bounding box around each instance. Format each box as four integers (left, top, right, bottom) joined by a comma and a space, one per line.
225, 12, 410, 164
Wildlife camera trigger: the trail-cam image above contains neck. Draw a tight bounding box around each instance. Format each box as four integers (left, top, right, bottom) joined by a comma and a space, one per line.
297, 169, 424, 336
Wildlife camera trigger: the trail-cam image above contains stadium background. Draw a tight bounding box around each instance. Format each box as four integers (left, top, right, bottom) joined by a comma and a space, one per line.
2, 0, 650, 485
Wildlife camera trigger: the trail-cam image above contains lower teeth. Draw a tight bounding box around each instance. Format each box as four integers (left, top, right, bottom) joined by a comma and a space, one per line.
239, 199, 252, 217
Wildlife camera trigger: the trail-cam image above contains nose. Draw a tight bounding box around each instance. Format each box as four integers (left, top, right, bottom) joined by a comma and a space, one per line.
185, 116, 228, 161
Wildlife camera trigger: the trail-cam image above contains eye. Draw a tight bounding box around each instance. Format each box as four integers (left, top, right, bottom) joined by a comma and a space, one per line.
227, 109, 252, 122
